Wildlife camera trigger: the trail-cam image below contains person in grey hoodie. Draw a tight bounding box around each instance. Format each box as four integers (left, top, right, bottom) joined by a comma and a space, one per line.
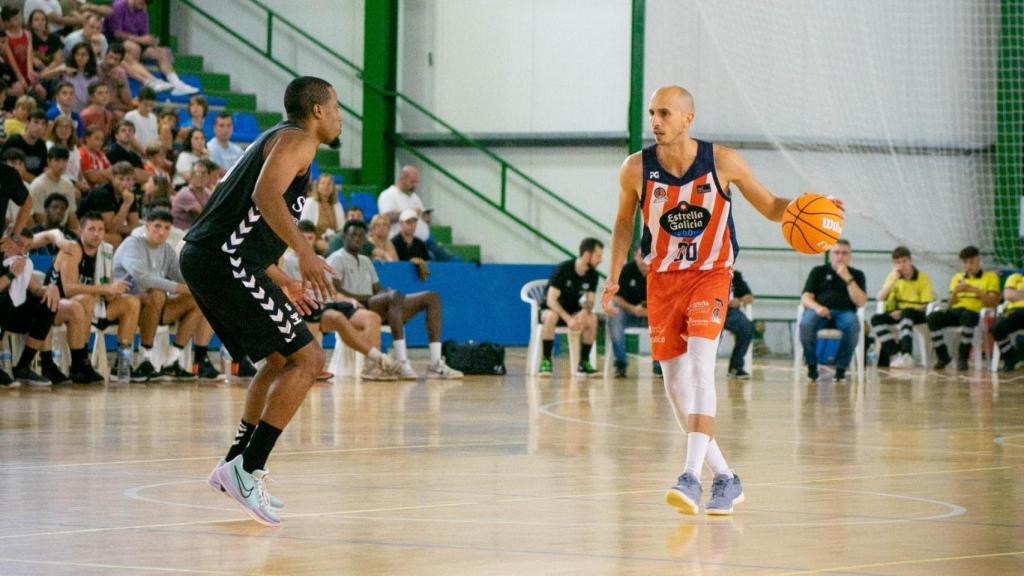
112, 207, 202, 381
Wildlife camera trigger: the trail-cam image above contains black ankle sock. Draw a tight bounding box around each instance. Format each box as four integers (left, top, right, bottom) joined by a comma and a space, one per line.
542, 339, 554, 361
242, 420, 282, 473
70, 347, 89, 369
40, 350, 55, 366
580, 343, 593, 364
225, 419, 256, 462
15, 346, 38, 370
194, 345, 208, 363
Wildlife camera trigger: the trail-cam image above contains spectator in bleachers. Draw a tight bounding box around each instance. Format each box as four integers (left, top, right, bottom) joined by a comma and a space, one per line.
96, 42, 134, 118
142, 143, 169, 179
77, 126, 111, 186
80, 82, 113, 136
207, 112, 242, 170
28, 193, 74, 256
300, 174, 345, 256
4, 148, 33, 184
46, 81, 82, 137
3, 109, 48, 176
45, 212, 133, 384
992, 272, 1024, 373
328, 219, 464, 379
173, 127, 206, 188
392, 209, 431, 281
346, 206, 364, 222
63, 14, 107, 62
869, 246, 933, 368
724, 270, 755, 378
536, 237, 602, 377
130, 197, 183, 246
171, 158, 212, 231
29, 146, 77, 228
362, 213, 398, 261
1, 6, 46, 99
378, 165, 430, 240
1, 154, 31, 234
607, 246, 648, 378
141, 173, 169, 206
179, 94, 207, 134
798, 238, 867, 382
28, 9, 64, 83
282, 220, 400, 380
46, 114, 77, 150
125, 86, 157, 148
76, 160, 136, 246
100, 0, 197, 95
60, 42, 95, 112
4, 94, 37, 137
113, 207, 204, 381
105, 120, 147, 183
0, 228, 59, 386
927, 245, 1000, 371
24, 0, 90, 34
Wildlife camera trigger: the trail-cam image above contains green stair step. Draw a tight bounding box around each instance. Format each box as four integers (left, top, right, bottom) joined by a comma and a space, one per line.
429, 225, 452, 244
342, 184, 380, 196
329, 168, 361, 185
254, 111, 282, 129
316, 148, 341, 168
174, 54, 203, 74
205, 91, 257, 112
196, 72, 231, 92
448, 244, 481, 262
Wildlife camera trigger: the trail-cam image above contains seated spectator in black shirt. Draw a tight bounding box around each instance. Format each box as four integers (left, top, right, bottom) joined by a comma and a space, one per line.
798, 239, 868, 382
2, 110, 49, 176
29, 193, 77, 255
105, 120, 149, 184
3, 148, 33, 184
538, 237, 602, 377
76, 161, 139, 248
392, 208, 431, 280
724, 270, 755, 379
607, 246, 649, 378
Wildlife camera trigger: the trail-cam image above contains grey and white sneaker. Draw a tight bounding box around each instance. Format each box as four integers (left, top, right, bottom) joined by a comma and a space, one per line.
427, 357, 463, 379
665, 471, 702, 515
208, 458, 284, 509
705, 473, 745, 515
396, 360, 418, 380
361, 357, 398, 381
891, 353, 915, 369
146, 78, 173, 93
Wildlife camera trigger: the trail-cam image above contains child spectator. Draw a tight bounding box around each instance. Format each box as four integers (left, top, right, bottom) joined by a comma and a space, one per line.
80, 82, 113, 137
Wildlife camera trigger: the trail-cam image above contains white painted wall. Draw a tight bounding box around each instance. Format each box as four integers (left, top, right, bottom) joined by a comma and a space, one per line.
171, 0, 364, 167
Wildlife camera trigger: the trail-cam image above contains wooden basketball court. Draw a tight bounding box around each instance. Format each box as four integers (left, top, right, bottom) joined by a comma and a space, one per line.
2, 351, 1022, 575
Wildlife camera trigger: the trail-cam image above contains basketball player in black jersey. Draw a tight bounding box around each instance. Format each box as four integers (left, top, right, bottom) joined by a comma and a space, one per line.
180, 77, 339, 526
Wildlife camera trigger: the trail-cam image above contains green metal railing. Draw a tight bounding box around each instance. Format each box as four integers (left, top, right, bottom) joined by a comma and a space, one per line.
177, 0, 606, 259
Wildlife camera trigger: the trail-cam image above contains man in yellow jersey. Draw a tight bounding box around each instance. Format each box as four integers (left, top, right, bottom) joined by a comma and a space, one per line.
869, 246, 933, 368
992, 272, 1024, 372
603, 85, 843, 516
926, 246, 1000, 371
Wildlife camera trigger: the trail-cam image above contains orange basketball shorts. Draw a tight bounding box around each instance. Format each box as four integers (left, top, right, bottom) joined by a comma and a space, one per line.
646, 267, 733, 360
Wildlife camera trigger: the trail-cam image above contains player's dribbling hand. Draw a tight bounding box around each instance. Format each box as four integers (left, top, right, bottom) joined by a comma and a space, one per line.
299, 250, 335, 304
601, 282, 619, 314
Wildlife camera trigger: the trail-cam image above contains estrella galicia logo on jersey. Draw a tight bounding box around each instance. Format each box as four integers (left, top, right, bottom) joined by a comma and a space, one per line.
652, 185, 668, 203
695, 183, 712, 194
659, 201, 710, 238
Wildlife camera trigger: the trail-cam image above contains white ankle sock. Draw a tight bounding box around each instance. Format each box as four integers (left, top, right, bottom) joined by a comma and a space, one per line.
141, 346, 155, 362
394, 339, 408, 362
705, 439, 732, 477
684, 432, 711, 477
429, 342, 441, 363
367, 348, 383, 361
166, 345, 182, 366
167, 72, 182, 84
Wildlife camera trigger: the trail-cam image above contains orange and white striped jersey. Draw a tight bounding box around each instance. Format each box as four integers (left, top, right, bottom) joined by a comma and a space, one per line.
639, 140, 736, 273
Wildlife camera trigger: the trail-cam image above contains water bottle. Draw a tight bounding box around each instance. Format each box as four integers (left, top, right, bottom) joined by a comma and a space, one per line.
117, 347, 132, 382
52, 347, 63, 371
0, 345, 11, 374
220, 346, 231, 380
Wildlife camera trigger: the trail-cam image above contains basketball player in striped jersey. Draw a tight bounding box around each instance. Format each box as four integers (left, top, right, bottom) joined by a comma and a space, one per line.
603, 86, 843, 515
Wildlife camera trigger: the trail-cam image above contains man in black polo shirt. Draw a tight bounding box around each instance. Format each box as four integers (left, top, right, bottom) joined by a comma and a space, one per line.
1, 111, 48, 176
723, 270, 755, 378
539, 237, 602, 377
105, 120, 149, 184
76, 162, 141, 247
607, 246, 648, 378
798, 239, 868, 381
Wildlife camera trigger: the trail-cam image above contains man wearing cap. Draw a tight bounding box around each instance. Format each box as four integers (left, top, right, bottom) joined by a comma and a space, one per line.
393, 208, 431, 262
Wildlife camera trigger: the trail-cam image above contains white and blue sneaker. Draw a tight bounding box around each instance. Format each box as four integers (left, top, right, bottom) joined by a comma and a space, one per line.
208, 458, 284, 509
214, 455, 280, 526
666, 471, 702, 515
705, 473, 745, 515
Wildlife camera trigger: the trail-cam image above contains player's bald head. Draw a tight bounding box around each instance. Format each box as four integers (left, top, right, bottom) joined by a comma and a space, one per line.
650, 85, 694, 113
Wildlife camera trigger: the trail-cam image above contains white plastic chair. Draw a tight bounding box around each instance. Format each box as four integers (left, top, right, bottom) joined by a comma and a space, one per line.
988, 304, 1022, 372
793, 304, 866, 379
520, 279, 595, 376
93, 324, 192, 376
327, 325, 391, 378
871, 301, 933, 368
601, 312, 649, 379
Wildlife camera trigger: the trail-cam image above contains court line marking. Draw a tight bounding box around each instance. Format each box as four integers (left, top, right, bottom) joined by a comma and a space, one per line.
749, 485, 964, 528
0, 556, 256, 575
0, 440, 525, 472
537, 398, 1004, 456
767, 549, 1024, 575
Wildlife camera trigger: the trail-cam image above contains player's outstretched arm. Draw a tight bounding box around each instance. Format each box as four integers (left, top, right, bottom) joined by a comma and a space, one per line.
715, 146, 790, 222
602, 154, 642, 313
253, 130, 335, 300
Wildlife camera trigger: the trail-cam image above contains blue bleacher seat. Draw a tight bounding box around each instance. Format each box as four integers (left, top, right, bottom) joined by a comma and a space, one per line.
231, 112, 260, 143
348, 192, 378, 221
309, 159, 320, 181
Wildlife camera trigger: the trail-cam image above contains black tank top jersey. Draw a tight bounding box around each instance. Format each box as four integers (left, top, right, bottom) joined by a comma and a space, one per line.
46, 238, 96, 298
183, 122, 312, 268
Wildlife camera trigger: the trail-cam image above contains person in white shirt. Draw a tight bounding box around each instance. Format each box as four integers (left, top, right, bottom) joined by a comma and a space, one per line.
124, 86, 158, 148
207, 112, 243, 170
377, 165, 429, 240
24, 0, 91, 34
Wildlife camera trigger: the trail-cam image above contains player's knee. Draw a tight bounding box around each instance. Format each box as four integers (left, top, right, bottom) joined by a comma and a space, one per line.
126, 296, 141, 314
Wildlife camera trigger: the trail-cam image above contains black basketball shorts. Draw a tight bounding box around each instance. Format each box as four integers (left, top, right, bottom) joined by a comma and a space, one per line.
180, 243, 313, 361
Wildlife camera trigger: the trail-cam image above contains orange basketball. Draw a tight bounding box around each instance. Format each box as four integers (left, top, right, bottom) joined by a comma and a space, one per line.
781, 193, 844, 254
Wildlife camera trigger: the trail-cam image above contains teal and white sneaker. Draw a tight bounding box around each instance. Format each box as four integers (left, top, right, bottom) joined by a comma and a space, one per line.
705, 473, 744, 515
214, 455, 280, 526
208, 458, 284, 509
666, 471, 702, 515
